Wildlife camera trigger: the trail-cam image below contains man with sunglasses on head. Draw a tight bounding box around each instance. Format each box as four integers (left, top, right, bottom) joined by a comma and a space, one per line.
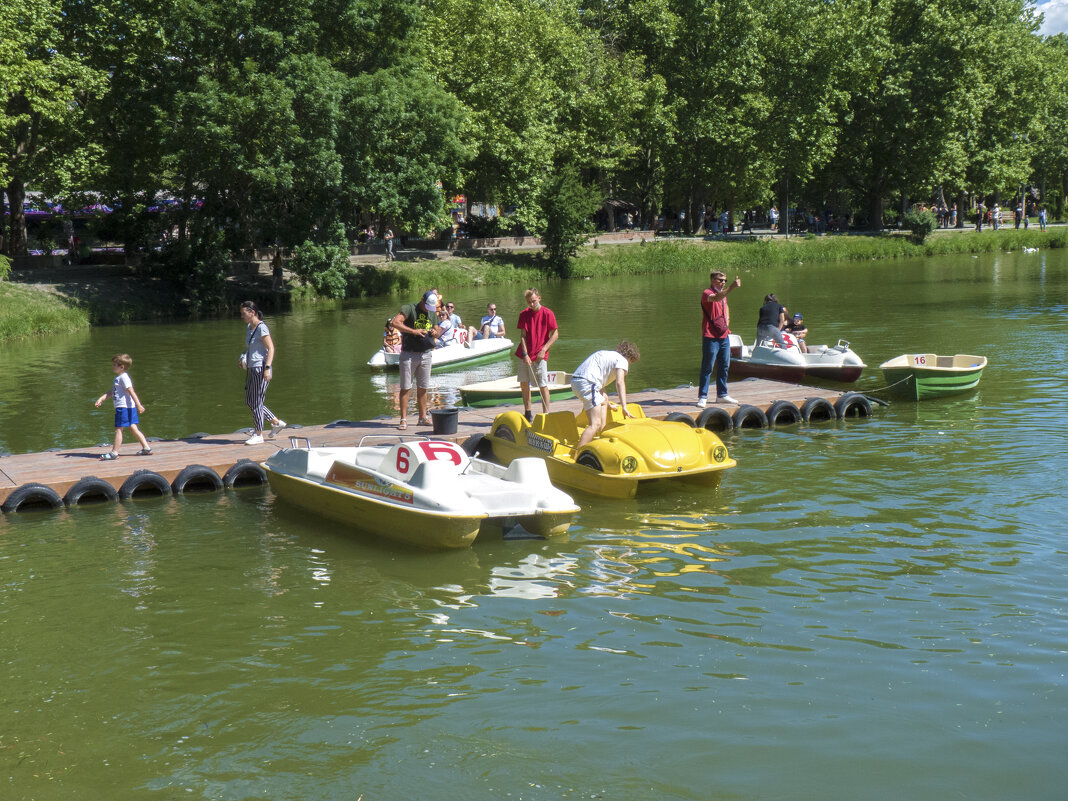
697, 271, 741, 408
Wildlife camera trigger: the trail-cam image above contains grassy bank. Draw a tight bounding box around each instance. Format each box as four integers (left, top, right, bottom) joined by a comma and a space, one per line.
574, 227, 1068, 278
5, 226, 1064, 342
338, 227, 1068, 296
0, 282, 89, 341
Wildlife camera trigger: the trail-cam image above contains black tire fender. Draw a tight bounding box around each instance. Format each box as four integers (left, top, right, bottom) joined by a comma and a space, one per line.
462, 434, 493, 460
695, 406, 733, 433
732, 404, 769, 430
800, 397, 836, 422
171, 464, 223, 495
765, 400, 802, 428
835, 392, 873, 419
663, 411, 696, 427
119, 470, 173, 500
223, 459, 268, 489
576, 450, 604, 471
2, 482, 64, 513
63, 476, 119, 506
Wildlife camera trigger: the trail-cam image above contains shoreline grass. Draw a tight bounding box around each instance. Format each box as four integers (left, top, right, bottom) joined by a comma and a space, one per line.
342, 227, 1068, 295
5, 226, 1065, 342
0, 282, 90, 341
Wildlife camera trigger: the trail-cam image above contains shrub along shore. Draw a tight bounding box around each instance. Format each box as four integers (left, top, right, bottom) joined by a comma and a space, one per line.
2, 227, 1066, 343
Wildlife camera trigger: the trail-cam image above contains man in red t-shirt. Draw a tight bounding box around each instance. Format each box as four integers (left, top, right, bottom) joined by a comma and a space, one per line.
697, 271, 741, 407
515, 287, 559, 421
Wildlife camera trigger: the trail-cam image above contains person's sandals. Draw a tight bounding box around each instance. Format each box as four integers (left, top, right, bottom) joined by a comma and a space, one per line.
397, 419, 408, 430
417, 417, 431, 426
136, 448, 153, 456
100, 451, 119, 461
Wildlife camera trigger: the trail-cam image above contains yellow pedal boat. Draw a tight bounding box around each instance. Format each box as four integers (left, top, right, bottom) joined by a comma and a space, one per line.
475, 404, 736, 499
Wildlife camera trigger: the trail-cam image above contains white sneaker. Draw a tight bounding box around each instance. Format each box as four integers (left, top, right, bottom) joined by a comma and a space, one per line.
716, 395, 739, 405
268, 419, 286, 438
245, 434, 264, 445
696, 398, 707, 408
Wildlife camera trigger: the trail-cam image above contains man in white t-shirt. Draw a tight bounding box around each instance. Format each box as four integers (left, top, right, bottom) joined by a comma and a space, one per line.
570, 341, 641, 448
470, 302, 505, 340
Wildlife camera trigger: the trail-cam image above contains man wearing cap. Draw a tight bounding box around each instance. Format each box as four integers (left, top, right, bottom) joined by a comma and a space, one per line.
786, 312, 808, 353
391, 290, 443, 429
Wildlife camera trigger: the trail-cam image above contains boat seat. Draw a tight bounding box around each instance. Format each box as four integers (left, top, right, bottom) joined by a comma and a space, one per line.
533, 411, 580, 445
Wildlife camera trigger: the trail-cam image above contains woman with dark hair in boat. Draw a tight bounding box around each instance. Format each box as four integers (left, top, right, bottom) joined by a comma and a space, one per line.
756, 293, 788, 348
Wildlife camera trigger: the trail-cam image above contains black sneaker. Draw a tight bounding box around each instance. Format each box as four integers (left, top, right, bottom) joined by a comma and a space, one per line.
523, 410, 534, 423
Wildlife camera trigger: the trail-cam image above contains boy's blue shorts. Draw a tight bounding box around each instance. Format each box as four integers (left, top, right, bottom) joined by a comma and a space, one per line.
114, 406, 140, 428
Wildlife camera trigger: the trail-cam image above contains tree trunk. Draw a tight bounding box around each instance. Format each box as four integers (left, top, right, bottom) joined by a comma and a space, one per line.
5, 178, 28, 256
779, 176, 789, 235
867, 187, 883, 233
957, 191, 966, 228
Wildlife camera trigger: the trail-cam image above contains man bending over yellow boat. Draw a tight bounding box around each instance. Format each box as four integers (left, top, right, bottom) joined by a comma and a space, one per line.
570, 341, 640, 447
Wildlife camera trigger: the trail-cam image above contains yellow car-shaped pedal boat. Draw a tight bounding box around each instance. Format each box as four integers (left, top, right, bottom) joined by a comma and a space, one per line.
478, 403, 736, 499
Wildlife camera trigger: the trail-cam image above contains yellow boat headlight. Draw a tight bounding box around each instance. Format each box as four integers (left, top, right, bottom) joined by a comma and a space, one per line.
712, 445, 728, 463
621, 455, 638, 474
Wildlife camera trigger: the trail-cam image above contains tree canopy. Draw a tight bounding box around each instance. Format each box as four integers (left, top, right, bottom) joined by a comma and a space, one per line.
2, 0, 1064, 277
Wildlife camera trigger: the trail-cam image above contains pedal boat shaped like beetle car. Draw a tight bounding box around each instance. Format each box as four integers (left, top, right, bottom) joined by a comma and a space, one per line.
479, 403, 736, 499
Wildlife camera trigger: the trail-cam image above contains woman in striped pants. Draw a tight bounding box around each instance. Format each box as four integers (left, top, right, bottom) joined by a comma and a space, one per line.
240, 301, 286, 445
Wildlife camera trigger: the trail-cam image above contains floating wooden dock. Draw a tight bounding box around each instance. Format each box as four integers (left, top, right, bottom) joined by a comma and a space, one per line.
0, 380, 874, 512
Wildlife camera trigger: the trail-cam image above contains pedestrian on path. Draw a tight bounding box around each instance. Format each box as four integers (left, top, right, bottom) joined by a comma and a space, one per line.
392, 290, 440, 430
515, 288, 559, 421
697, 271, 741, 407
240, 300, 286, 445
94, 353, 152, 460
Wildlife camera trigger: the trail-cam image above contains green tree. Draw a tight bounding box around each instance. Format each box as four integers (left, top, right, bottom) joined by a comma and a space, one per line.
1, 0, 103, 255
536, 164, 601, 278
1032, 34, 1068, 216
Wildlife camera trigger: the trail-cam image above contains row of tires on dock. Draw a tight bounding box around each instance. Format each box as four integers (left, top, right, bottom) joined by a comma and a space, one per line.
0, 459, 268, 515
678, 392, 874, 433
1, 394, 874, 515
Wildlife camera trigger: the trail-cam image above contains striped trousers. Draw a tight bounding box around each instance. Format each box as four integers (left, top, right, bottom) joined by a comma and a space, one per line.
245, 367, 276, 431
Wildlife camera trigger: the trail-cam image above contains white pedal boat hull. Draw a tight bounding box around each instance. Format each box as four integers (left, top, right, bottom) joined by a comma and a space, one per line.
728, 334, 866, 383
263, 438, 578, 549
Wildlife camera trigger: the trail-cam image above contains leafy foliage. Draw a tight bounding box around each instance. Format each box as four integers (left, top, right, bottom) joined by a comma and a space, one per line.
535, 165, 602, 278
289, 222, 354, 299
2, 0, 1064, 293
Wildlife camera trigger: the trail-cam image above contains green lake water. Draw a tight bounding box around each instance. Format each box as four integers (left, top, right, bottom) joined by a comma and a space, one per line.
1, 249, 1065, 800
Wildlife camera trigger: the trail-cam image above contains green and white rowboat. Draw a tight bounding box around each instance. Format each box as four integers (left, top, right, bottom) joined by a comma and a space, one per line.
878, 353, 987, 400
459, 372, 574, 408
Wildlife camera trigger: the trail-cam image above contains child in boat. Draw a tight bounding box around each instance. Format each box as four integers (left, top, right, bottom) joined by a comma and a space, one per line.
383, 318, 402, 353
785, 312, 808, 353
570, 341, 641, 448
94, 353, 153, 460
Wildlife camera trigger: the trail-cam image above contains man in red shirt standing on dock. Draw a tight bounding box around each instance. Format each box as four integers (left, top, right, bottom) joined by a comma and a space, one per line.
697, 271, 741, 407
515, 287, 559, 422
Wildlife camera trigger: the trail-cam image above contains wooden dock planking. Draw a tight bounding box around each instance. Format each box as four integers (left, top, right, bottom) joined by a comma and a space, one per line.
0, 379, 846, 507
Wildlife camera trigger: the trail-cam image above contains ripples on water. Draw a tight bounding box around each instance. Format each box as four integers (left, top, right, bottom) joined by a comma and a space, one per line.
2, 251, 1067, 799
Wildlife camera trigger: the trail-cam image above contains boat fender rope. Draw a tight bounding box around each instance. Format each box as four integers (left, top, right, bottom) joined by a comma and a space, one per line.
63, 476, 119, 506
2, 482, 64, 513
